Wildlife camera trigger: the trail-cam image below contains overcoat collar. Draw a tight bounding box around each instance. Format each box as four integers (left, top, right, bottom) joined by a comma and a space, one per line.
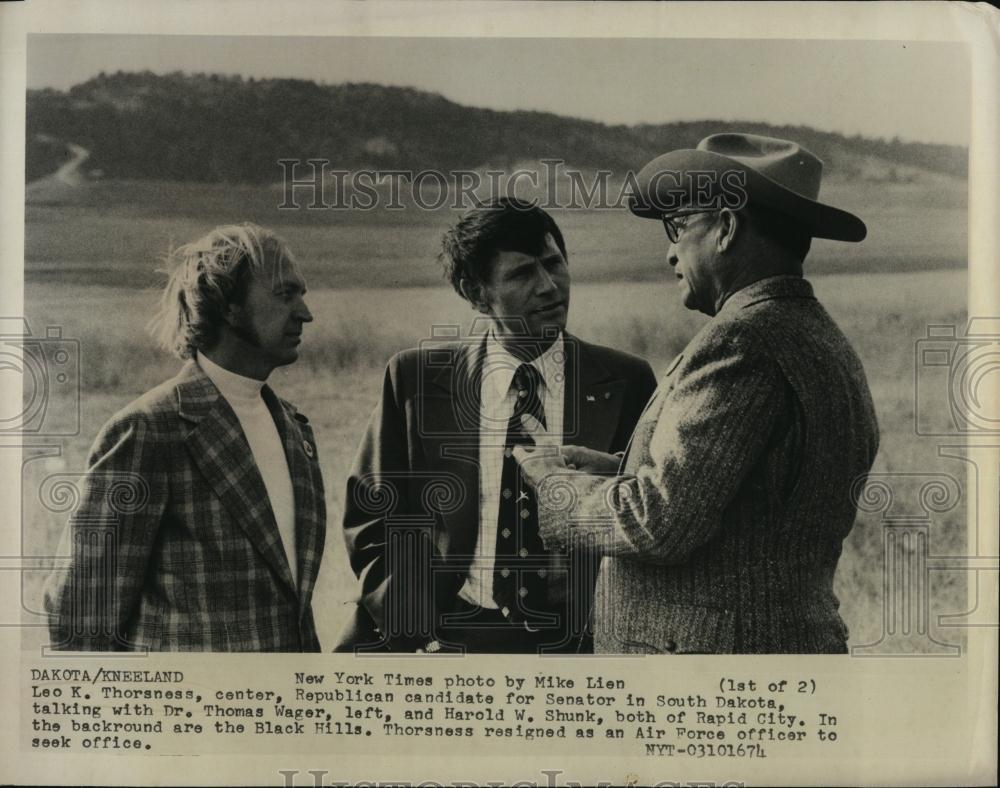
721, 275, 815, 314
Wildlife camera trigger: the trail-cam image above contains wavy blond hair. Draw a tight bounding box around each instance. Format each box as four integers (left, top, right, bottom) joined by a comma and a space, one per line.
149, 222, 295, 359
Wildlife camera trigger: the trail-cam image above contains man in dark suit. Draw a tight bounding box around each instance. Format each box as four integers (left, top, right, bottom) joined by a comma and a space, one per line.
45, 223, 326, 651
337, 199, 657, 653
517, 134, 880, 654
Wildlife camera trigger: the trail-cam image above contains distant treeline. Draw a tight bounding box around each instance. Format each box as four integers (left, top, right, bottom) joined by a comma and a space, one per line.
26, 70, 968, 184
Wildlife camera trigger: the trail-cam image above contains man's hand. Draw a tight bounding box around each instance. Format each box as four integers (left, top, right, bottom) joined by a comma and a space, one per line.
512, 444, 567, 489
514, 412, 567, 488
515, 412, 622, 482
561, 445, 621, 474
512, 443, 574, 550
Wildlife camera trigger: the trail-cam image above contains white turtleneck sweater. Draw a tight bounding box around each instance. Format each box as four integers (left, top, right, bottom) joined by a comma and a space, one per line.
197, 352, 298, 588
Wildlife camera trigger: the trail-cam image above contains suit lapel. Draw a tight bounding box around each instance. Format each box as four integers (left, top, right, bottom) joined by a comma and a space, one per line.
177, 362, 297, 596
419, 337, 484, 564
641, 352, 683, 419
618, 351, 683, 467
565, 335, 626, 453
262, 387, 325, 607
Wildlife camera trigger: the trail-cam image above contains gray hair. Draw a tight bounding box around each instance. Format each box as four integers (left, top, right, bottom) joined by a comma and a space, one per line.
149, 222, 295, 359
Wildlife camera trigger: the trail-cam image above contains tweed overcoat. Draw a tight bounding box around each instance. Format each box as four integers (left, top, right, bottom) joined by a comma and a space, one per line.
537, 276, 880, 654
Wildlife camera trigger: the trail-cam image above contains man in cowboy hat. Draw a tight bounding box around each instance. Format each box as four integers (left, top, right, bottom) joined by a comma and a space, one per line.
515, 133, 880, 654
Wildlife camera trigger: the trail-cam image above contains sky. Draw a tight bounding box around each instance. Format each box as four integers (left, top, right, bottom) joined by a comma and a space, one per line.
26, 34, 971, 146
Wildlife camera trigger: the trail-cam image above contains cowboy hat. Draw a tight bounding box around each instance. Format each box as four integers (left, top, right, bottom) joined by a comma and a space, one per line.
629, 132, 866, 242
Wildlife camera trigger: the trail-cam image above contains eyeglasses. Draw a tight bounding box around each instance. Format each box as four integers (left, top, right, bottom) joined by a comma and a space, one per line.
661, 211, 718, 244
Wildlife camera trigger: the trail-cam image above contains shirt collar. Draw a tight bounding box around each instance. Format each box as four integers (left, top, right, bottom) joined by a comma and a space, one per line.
197, 351, 266, 404
483, 330, 565, 400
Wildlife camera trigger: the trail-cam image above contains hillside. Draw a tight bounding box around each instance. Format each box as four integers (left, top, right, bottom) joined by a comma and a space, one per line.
26, 71, 967, 185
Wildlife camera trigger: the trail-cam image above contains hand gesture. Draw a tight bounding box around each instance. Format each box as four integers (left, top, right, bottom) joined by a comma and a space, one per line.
560, 445, 622, 474
512, 412, 567, 488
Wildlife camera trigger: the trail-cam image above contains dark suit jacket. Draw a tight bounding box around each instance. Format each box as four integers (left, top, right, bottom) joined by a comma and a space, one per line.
45, 360, 326, 652
537, 277, 880, 654
336, 333, 657, 652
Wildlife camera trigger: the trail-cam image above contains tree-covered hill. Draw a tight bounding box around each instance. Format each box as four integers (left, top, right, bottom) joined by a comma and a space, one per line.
26, 71, 967, 184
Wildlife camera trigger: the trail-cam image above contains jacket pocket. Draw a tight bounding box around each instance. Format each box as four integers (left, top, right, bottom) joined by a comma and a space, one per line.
610, 603, 736, 654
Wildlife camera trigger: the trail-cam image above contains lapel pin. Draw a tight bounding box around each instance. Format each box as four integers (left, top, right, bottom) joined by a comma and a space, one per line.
302, 440, 314, 458
586, 394, 596, 402
604, 391, 612, 400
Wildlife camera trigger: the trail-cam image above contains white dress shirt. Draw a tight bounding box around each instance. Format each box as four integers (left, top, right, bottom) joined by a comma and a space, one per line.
458, 332, 565, 609
197, 352, 298, 587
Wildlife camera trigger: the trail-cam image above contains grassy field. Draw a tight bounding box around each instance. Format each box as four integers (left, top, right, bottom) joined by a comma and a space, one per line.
24, 173, 967, 289
17, 174, 971, 652
19, 265, 968, 653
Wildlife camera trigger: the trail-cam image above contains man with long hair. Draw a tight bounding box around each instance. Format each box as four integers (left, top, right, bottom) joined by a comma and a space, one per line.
46, 223, 326, 651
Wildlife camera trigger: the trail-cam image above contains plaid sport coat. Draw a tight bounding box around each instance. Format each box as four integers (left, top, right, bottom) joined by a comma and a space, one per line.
45, 360, 326, 652
536, 276, 880, 654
